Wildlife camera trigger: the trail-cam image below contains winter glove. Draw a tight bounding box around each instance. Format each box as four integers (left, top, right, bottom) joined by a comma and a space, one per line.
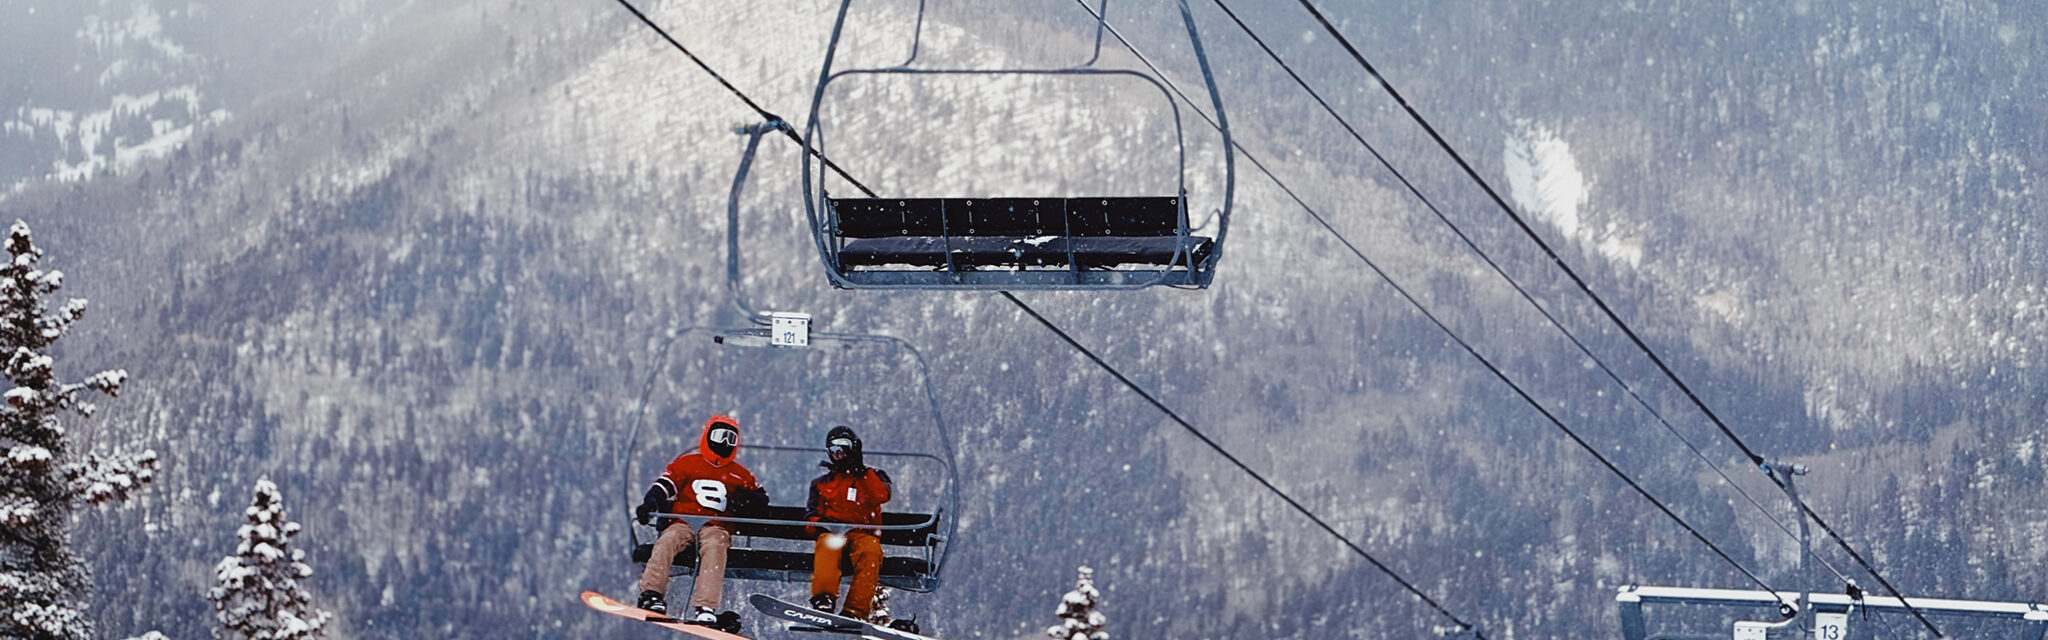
827, 453, 866, 474
728, 487, 769, 516
635, 486, 668, 526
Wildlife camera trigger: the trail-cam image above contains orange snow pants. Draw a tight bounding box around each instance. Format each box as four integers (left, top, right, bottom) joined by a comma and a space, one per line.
811, 531, 884, 618
639, 522, 732, 613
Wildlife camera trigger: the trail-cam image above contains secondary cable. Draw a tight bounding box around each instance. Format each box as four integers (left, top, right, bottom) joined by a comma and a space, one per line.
1290, 2, 1939, 633
1203, 0, 1852, 587
1003, 291, 1488, 638
1068, 0, 1780, 598
603, 0, 879, 198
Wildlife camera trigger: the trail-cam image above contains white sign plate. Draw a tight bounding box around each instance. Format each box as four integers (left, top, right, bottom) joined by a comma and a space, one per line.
770, 312, 811, 347
1813, 612, 1848, 640
1732, 621, 1768, 640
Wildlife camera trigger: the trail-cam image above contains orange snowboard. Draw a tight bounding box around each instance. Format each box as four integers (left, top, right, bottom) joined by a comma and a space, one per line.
581, 591, 753, 639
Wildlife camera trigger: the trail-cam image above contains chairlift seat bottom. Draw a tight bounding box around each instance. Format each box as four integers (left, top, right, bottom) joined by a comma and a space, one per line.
635, 545, 938, 591
838, 236, 1213, 269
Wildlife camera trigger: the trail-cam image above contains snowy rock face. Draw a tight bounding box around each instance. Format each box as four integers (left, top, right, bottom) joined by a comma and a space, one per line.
1503, 121, 1643, 269
1504, 121, 1589, 242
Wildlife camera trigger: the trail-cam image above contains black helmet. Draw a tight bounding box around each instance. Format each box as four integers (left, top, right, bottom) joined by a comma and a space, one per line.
825, 425, 863, 470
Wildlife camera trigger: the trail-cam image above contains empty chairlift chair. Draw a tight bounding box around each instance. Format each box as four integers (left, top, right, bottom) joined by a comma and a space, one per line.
798, 0, 1236, 290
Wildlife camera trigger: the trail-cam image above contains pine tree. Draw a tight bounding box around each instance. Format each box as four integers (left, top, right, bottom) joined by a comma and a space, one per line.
209, 478, 331, 640
1045, 566, 1108, 640
0, 219, 158, 640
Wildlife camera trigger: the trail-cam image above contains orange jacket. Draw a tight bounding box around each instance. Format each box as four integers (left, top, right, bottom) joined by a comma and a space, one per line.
806, 466, 892, 526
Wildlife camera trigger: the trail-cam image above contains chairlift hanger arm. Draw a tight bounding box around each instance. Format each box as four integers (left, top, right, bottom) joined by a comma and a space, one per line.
1080, 0, 1110, 67
1071, 0, 1235, 266
727, 121, 781, 324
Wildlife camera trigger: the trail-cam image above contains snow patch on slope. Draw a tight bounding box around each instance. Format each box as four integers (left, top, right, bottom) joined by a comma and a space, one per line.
1503, 121, 1642, 269
1504, 122, 1587, 239
6, 87, 228, 185
78, 4, 190, 63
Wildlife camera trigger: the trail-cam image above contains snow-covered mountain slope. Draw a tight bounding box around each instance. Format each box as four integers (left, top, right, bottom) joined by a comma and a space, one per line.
0, 0, 414, 192
3, 0, 2043, 638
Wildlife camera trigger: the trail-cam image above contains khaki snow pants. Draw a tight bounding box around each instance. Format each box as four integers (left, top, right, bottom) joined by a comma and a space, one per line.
639, 522, 732, 613
811, 531, 884, 618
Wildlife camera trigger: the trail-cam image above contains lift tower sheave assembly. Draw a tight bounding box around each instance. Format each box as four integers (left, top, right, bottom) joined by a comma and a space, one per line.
1618, 464, 2048, 640
1617, 586, 2048, 640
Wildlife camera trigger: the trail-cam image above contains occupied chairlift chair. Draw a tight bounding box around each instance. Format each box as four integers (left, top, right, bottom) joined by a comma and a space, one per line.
618, 330, 959, 593
618, 122, 959, 592
799, 0, 1238, 289
629, 444, 954, 592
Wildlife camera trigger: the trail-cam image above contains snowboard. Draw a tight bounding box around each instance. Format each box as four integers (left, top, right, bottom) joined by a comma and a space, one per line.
747, 593, 934, 640
580, 590, 753, 639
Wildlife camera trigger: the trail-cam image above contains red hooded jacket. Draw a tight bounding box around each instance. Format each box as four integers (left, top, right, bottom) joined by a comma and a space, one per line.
650, 415, 764, 519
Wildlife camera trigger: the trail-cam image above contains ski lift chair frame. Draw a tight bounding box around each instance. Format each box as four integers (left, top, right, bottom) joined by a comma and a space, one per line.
618, 327, 960, 593
798, 0, 1236, 290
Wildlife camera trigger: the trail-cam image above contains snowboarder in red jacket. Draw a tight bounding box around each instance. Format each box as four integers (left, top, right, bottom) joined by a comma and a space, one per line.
806, 425, 893, 620
634, 414, 767, 630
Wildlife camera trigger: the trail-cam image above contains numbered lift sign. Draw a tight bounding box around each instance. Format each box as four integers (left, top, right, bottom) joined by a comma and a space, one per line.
1813, 612, 1848, 640
770, 312, 811, 347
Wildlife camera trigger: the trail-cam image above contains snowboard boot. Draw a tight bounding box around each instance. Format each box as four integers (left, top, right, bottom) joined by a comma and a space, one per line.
636, 590, 667, 615
687, 607, 719, 625
684, 608, 742, 634
810, 593, 838, 614
887, 618, 920, 634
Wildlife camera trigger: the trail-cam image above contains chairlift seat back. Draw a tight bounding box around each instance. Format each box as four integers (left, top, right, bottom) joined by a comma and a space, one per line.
825, 196, 1213, 286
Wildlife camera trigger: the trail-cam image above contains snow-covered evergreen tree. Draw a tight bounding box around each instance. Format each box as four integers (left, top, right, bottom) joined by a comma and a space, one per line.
1045, 566, 1108, 640
208, 478, 331, 640
0, 219, 157, 640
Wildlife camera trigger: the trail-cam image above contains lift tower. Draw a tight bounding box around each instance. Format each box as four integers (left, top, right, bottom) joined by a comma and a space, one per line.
1617, 463, 2048, 639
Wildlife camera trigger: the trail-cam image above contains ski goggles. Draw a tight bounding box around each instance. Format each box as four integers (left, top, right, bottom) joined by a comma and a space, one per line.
708, 427, 739, 446
827, 438, 855, 455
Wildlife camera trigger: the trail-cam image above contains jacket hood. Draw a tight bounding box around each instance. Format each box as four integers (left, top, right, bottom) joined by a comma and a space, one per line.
700, 414, 740, 467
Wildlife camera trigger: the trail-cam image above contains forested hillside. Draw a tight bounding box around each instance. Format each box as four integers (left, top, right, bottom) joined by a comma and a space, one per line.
2, 0, 2041, 638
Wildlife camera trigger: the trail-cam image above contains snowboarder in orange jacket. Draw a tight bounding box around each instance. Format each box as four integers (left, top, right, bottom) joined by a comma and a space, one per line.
805, 425, 893, 620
